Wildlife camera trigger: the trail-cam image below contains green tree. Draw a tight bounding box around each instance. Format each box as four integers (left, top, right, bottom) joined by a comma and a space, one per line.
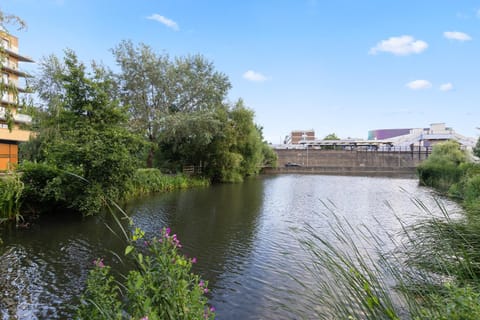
112, 40, 231, 167
474, 136, 480, 158
417, 141, 467, 192
22, 50, 144, 215
324, 133, 340, 140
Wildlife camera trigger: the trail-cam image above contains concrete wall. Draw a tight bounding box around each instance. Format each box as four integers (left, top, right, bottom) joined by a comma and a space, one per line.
270, 149, 428, 176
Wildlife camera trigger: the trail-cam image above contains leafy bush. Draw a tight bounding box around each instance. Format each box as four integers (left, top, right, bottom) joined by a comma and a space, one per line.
417, 284, 480, 320
417, 141, 467, 192
78, 227, 215, 320
19, 161, 107, 216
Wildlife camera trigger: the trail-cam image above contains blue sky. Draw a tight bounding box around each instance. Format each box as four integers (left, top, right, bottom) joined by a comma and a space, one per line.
2, 0, 480, 143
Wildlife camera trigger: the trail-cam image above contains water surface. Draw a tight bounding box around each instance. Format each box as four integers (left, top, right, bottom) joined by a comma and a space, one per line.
0, 175, 461, 319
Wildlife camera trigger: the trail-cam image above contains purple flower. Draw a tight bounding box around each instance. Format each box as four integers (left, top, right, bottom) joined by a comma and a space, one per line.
191, 257, 197, 264
93, 258, 105, 268
165, 227, 171, 236
203, 288, 209, 294
209, 306, 216, 312
199, 280, 205, 287
140, 316, 149, 320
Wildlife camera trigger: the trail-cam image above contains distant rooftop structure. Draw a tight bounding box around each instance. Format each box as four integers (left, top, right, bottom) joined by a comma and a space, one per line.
284, 129, 315, 144
371, 123, 476, 150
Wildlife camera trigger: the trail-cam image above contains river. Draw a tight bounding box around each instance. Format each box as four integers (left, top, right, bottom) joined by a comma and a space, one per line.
0, 175, 461, 319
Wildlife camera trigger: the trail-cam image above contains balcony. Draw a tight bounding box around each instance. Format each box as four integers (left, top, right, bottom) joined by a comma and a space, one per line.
1, 60, 29, 77
3, 46, 34, 63
0, 106, 32, 124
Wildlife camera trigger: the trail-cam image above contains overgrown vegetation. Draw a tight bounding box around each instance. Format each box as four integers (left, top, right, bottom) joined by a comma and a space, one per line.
6, 41, 277, 217
0, 174, 24, 223
125, 168, 209, 199
292, 140, 480, 319
78, 226, 215, 319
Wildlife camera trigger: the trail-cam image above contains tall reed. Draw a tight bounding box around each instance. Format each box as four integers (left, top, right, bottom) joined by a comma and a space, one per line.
125, 168, 209, 199
291, 198, 480, 319
0, 174, 24, 223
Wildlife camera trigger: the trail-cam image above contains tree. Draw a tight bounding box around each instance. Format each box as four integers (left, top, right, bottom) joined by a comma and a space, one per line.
474, 137, 480, 158
112, 40, 231, 167
324, 133, 340, 140
23, 50, 144, 215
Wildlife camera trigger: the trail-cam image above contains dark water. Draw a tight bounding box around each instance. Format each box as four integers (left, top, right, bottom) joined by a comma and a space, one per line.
0, 175, 461, 319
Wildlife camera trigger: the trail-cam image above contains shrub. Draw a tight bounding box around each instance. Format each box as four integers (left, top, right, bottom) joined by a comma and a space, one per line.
78, 227, 215, 320
417, 141, 467, 192
19, 161, 106, 216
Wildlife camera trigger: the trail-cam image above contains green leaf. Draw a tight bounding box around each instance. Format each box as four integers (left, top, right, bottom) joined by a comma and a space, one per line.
125, 245, 134, 256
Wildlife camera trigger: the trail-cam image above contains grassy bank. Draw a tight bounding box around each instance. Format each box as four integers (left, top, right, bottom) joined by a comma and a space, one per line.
125, 168, 210, 200
0, 166, 209, 222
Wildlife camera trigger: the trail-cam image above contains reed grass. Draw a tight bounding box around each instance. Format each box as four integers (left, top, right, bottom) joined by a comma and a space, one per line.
0, 174, 24, 223
291, 197, 480, 319
125, 168, 209, 199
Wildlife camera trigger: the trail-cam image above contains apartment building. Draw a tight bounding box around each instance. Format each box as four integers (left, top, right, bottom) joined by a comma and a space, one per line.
0, 30, 33, 170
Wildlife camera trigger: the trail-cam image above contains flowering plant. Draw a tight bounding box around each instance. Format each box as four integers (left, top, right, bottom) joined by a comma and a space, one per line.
77, 227, 215, 319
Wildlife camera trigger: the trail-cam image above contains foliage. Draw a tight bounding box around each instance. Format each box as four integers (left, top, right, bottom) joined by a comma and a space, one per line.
125, 168, 209, 199
78, 227, 215, 320
77, 260, 123, 320
0, 174, 24, 223
323, 133, 340, 140
21, 50, 144, 215
112, 40, 231, 168
417, 141, 467, 192
474, 137, 480, 158
416, 284, 480, 320
293, 200, 480, 320
261, 142, 278, 168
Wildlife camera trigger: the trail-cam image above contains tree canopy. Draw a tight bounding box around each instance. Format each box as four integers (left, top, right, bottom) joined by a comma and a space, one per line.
323, 133, 340, 140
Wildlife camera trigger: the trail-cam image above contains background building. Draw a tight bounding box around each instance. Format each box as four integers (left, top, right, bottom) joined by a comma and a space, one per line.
0, 31, 33, 170
285, 130, 315, 144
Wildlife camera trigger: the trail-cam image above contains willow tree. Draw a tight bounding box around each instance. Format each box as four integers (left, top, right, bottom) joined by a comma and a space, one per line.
112, 40, 231, 167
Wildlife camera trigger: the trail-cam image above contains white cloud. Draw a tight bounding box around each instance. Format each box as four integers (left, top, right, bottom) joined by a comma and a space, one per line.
440, 83, 453, 91
369, 35, 428, 56
406, 80, 432, 90
243, 70, 268, 82
443, 31, 472, 41
147, 14, 179, 31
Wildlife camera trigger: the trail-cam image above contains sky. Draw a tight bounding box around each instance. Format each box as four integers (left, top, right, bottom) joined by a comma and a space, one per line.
2, 0, 480, 143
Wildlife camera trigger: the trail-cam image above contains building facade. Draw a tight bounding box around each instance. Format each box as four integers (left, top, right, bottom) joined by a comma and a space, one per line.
286, 130, 315, 144
0, 31, 33, 170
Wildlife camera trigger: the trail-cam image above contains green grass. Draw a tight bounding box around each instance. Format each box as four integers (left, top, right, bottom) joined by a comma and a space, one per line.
0, 174, 24, 223
291, 197, 480, 319
125, 168, 209, 199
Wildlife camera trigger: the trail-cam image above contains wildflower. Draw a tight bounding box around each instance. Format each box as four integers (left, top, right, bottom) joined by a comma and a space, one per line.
93, 258, 105, 268
140, 316, 149, 320
203, 288, 209, 294
191, 257, 197, 264
199, 280, 205, 287
209, 306, 216, 312
165, 227, 171, 236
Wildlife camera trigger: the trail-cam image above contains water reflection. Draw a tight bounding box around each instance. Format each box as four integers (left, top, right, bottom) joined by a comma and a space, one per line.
0, 175, 462, 319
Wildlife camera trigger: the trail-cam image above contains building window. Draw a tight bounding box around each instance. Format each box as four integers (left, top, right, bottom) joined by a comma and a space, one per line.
1, 37, 9, 49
